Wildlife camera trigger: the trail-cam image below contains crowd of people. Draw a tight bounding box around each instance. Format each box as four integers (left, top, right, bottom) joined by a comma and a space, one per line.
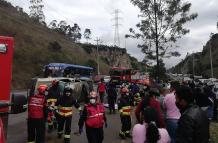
27, 77, 215, 143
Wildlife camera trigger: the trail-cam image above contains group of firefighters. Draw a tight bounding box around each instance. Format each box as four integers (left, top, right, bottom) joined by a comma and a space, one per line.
27, 77, 213, 143
27, 77, 146, 143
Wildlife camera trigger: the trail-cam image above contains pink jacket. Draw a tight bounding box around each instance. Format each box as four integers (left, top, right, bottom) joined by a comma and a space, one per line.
163, 92, 181, 119
132, 123, 171, 143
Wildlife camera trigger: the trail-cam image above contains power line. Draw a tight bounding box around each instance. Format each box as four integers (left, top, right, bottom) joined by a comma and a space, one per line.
112, 9, 122, 47
94, 37, 102, 75
43, 0, 74, 24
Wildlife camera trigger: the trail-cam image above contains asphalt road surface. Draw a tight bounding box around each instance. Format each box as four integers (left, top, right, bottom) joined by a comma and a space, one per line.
7, 91, 136, 143
7, 107, 136, 143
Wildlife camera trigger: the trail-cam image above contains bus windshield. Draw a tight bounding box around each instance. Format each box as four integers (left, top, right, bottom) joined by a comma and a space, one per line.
44, 63, 93, 78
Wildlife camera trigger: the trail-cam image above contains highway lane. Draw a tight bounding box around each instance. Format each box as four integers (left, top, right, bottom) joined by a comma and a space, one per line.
7, 90, 135, 143
7, 108, 136, 143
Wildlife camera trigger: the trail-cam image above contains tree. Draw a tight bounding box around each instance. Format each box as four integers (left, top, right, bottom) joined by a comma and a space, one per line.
57, 20, 67, 35
84, 28, 92, 43
29, 0, 45, 24
70, 23, 82, 42
48, 20, 57, 29
127, 0, 198, 80
149, 60, 167, 80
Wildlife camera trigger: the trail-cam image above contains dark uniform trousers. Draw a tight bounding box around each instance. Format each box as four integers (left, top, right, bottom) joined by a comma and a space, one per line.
28, 118, 45, 143
120, 115, 131, 134
99, 92, 105, 103
86, 126, 104, 143
57, 115, 72, 140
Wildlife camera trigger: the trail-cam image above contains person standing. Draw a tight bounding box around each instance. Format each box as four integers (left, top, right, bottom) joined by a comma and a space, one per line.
56, 87, 81, 143
118, 87, 132, 139
135, 88, 165, 127
132, 107, 171, 143
98, 78, 106, 103
175, 85, 209, 143
78, 91, 107, 143
107, 82, 118, 114
46, 79, 61, 132
163, 81, 181, 143
27, 84, 47, 143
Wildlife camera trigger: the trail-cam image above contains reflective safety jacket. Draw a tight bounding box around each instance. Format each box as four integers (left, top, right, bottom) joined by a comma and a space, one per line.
118, 96, 131, 116
98, 82, 106, 93
28, 94, 46, 119
56, 95, 80, 117
134, 93, 141, 104
86, 103, 105, 128
47, 85, 61, 105
79, 103, 107, 129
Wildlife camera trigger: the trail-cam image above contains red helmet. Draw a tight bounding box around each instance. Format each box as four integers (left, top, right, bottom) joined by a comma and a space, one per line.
121, 87, 129, 93
52, 79, 58, 86
37, 84, 48, 94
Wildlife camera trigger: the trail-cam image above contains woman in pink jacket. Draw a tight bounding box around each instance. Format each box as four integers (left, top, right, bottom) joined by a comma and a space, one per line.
132, 107, 171, 143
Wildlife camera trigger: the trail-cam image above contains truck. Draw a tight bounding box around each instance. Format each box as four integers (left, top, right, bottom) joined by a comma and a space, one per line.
109, 67, 150, 85
0, 36, 27, 142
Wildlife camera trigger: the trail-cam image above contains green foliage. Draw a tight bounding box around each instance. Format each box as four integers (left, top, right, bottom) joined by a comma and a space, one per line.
127, 0, 198, 62
149, 60, 166, 80
48, 41, 62, 52
84, 28, 92, 43
81, 44, 93, 54
85, 59, 97, 74
0, 0, 13, 7
48, 20, 82, 42
29, 0, 45, 24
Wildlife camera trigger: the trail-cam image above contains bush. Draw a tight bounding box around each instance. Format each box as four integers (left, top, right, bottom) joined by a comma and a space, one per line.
48, 41, 62, 51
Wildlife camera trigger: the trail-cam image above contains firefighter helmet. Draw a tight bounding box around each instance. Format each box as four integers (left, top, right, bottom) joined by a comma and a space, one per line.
52, 79, 59, 86
37, 84, 48, 94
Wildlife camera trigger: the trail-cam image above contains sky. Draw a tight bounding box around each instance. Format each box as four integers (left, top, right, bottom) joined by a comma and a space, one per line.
7, 0, 218, 68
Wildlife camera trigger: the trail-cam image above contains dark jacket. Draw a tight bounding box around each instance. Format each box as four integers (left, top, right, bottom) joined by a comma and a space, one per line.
176, 104, 209, 143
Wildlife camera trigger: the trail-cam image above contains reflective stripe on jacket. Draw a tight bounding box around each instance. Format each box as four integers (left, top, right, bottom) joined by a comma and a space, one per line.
58, 106, 73, 117
85, 104, 105, 128
28, 94, 45, 119
119, 106, 131, 116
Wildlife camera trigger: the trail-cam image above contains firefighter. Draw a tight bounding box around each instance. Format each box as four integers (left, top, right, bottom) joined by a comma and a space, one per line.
78, 91, 107, 143
56, 87, 81, 143
118, 87, 132, 139
46, 79, 61, 132
134, 92, 141, 106
27, 84, 47, 143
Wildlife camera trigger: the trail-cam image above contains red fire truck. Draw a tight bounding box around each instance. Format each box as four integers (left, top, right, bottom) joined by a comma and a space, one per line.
109, 67, 150, 85
0, 36, 27, 142
109, 67, 132, 84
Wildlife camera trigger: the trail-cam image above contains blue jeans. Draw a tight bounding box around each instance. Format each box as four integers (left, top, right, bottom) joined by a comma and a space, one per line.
166, 119, 178, 143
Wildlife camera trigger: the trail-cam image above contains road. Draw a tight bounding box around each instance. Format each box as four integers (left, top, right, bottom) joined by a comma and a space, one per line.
7, 91, 135, 143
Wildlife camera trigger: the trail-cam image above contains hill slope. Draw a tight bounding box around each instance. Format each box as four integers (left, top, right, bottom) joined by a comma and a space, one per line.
0, 1, 143, 89
171, 33, 218, 78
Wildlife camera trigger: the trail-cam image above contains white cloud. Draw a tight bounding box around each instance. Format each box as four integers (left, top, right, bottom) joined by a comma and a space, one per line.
7, 0, 218, 68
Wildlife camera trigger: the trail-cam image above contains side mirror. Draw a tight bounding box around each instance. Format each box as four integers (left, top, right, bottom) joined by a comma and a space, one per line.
11, 94, 27, 114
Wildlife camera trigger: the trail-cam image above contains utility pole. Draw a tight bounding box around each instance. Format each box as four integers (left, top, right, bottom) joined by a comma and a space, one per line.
192, 52, 195, 76
209, 40, 214, 78
112, 9, 122, 47
94, 37, 101, 75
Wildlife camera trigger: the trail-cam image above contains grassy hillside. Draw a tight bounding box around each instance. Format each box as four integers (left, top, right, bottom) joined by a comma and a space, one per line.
171, 33, 218, 78
0, 1, 143, 89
